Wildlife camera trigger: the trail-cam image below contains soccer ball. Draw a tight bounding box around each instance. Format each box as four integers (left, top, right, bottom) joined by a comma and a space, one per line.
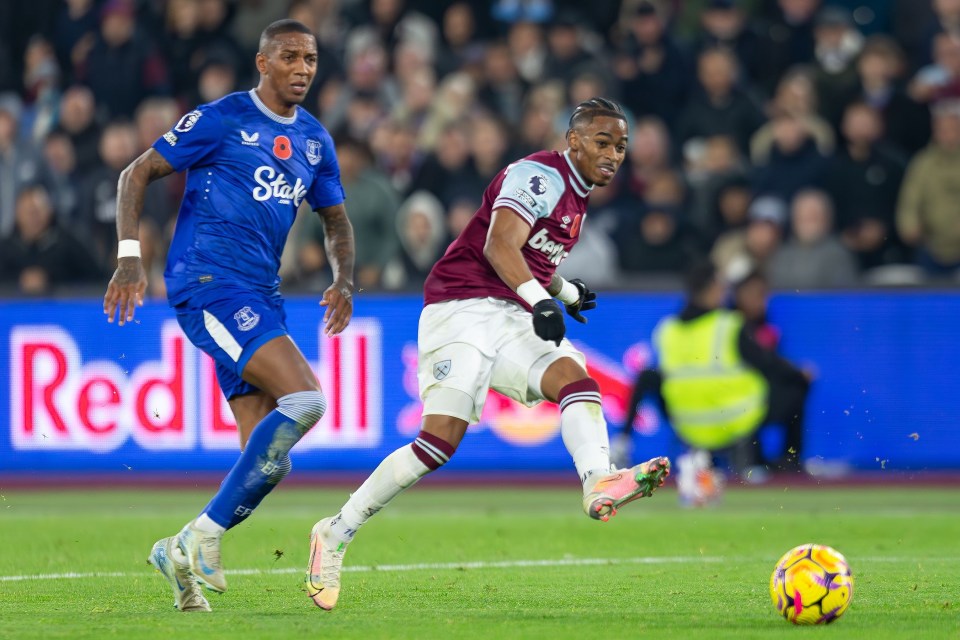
770, 543, 854, 624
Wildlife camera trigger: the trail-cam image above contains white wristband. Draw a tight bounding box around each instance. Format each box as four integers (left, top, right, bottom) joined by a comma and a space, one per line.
117, 239, 141, 259
516, 279, 552, 307
556, 278, 581, 305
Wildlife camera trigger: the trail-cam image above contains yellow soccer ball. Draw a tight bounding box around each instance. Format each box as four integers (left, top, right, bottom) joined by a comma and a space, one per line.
770, 543, 854, 624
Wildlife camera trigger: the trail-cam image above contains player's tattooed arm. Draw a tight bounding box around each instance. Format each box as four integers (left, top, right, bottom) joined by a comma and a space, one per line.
104, 149, 174, 326
316, 203, 355, 336
115, 149, 175, 242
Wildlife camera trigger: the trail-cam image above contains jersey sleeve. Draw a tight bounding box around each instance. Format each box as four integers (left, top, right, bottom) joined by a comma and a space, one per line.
306, 131, 345, 210
492, 160, 565, 226
152, 104, 224, 172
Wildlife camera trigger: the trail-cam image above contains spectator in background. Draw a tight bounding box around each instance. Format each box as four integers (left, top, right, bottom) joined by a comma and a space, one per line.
615, 1, 689, 129
40, 131, 80, 226
190, 56, 238, 105
53, 85, 101, 175
392, 66, 436, 133
506, 20, 546, 85
704, 175, 753, 248
467, 111, 511, 188
382, 190, 447, 290
768, 189, 859, 289
322, 34, 398, 134
477, 40, 528, 126
76, 120, 140, 269
837, 35, 930, 155
410, 120, 477, 205
713, 194, 787, 281
542, 10, 604, 89
0, 96, 49, 237
51, 0, 100, 87
755, 0, 822, 95
297, 136, 400, 292
827, 101, 907, 270
416, 70, 476, 147
0, 184, 103, 294
752, 109, 830, 202
444, 195, 478, 242
435, 2, 484, 79
615, 172, 702, 275
677, 47, 766, 156
76, 0, 170, 119
623, 116, 676, 200
693, 0, 763, 82
909, 31, 960, 105
20, 36, 61, 143
369, 117, 421, 194
750, 67, 835, 164
810, 6, 862, 125
685, 138, 750, 243
897, 99, 960, 277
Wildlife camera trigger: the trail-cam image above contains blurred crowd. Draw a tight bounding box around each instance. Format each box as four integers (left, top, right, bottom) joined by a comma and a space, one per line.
1, 0, 959, 297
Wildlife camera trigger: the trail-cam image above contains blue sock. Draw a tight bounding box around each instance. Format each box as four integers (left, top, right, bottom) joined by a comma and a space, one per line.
201, 408, 300, 529
201, 390, 326, 530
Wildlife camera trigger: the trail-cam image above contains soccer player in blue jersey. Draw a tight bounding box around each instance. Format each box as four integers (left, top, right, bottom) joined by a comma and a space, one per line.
102, 20, 355, 612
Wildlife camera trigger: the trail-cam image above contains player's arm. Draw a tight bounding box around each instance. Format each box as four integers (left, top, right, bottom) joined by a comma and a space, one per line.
315, 202, 355, 336
103, 149, 175, 326
484, 208, 565, 345
548, 273, 597, 324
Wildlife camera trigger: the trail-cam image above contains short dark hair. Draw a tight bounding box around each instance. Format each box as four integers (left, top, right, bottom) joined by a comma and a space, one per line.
568, 97, 626, 131
258, 19, 315, 53
684, 260, 718, 298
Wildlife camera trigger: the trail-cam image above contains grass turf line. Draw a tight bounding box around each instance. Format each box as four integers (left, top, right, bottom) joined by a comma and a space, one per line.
0, 487, 957, 640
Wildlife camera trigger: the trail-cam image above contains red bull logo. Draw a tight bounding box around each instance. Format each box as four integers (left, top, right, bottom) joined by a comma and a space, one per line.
10, 319, 382, 452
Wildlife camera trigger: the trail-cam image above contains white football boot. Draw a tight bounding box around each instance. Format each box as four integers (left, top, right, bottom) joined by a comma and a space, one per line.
177, 521, 227, 593
306, 517, 348, 610
147, 537, 212, 612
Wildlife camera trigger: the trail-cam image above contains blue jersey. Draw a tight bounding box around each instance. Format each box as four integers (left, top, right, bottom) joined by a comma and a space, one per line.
153, 89, 345, 305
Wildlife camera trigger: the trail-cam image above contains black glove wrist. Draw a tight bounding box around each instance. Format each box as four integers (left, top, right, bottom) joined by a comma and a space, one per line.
532, 299, 565, 346
564, 278, 597, 324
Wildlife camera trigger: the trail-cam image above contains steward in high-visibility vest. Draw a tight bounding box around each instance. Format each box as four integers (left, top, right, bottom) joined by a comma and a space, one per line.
612, 263, 810, 475
653, 309, 767, 449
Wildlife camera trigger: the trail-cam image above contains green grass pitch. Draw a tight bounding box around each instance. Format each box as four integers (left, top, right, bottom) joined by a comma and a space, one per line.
0, 485, 957, 639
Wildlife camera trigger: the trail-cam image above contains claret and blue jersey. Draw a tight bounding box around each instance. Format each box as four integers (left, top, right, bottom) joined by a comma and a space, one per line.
153, 89, 344, 306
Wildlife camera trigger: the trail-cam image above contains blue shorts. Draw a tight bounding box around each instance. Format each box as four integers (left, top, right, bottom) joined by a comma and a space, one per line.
174, 284, 288, 400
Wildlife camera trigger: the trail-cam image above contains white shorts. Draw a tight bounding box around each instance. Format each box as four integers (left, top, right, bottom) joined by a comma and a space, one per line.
417, 297, 586, 424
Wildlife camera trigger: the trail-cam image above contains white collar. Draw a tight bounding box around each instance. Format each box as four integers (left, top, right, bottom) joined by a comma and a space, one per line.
249, 89, 297, 125
563, 149, 594, 197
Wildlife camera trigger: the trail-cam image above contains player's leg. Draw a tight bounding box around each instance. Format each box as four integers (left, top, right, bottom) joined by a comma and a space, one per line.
536, 356, 670, 521
307, 412, 467, 610
179, 336, 325, 592
166, 289, 325, 592
307, 299, 494, 610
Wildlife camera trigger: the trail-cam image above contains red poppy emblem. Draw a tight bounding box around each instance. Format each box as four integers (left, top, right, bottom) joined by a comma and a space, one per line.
569, 214, 583, 238
273, 135, 292, 160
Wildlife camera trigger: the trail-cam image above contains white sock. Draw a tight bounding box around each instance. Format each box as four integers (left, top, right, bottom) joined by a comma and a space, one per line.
560, 401, 611, 491
192, 512, 226, 535
328, 444, 432, 543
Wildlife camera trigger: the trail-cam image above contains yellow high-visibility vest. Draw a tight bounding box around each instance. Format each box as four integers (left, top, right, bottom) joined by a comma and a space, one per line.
653, 310, 768, 449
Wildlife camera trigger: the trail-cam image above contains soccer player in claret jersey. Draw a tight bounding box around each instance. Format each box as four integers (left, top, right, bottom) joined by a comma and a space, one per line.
305, 98, 671, 610
102, 20, 355, 611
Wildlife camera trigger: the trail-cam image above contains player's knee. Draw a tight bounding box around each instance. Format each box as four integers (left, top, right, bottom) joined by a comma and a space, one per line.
266, 455, 292, 485
410, 430, 457, 471
276, 390, 327, 432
